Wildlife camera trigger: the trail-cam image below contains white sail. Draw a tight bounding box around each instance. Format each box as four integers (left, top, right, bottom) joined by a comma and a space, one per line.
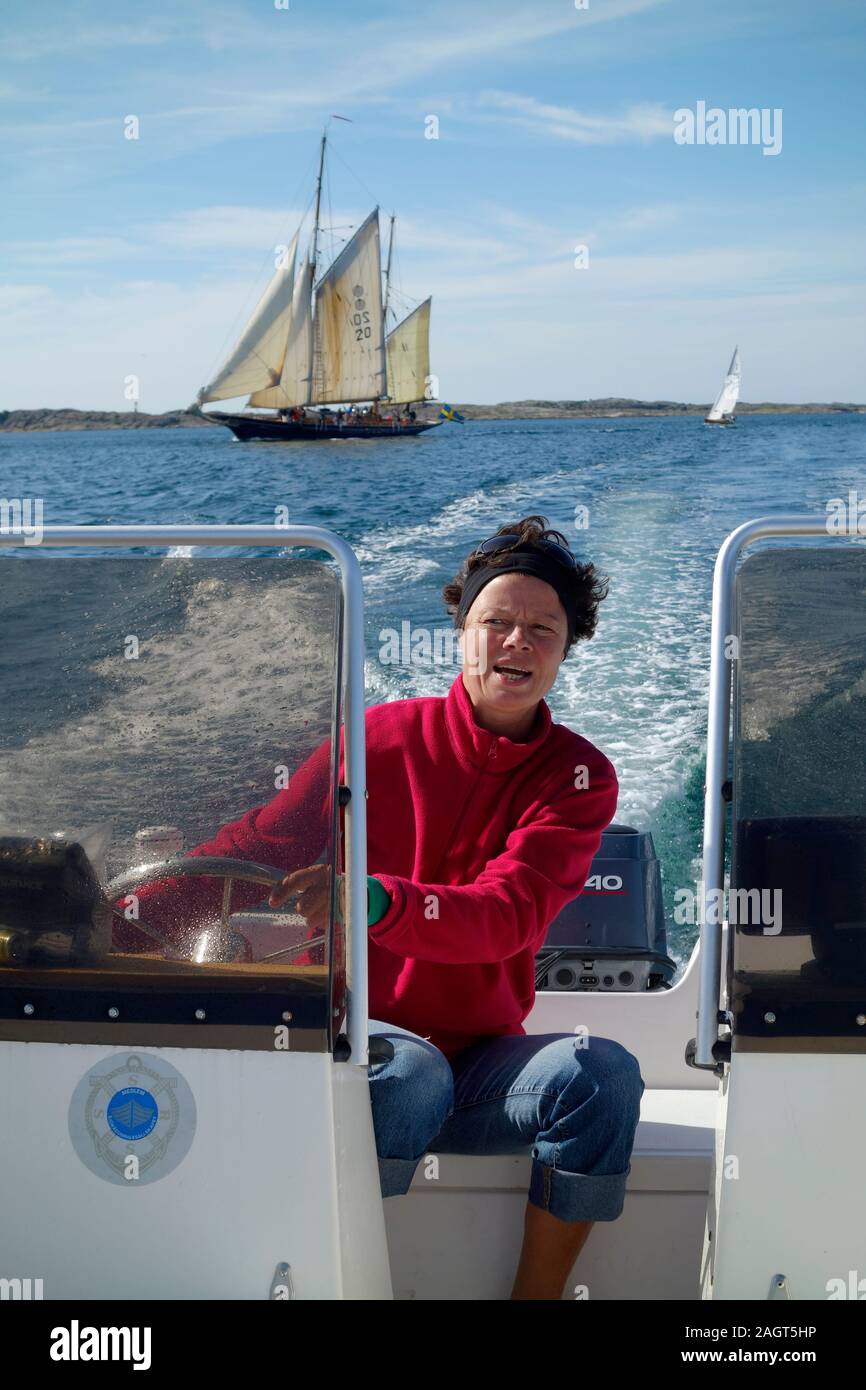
312, 209, 385, 404
706, 346, 741, 421
385, 298, 431, 403
199, 234, 299, 404
247, 258, 313, 409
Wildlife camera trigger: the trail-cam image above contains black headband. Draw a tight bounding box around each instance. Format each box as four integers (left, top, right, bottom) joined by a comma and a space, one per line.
455, 551, 578, 641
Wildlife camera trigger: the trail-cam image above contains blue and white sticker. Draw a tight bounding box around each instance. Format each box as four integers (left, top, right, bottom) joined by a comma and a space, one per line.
106, 1086, 159, 1141
68, 1052, 196, 1186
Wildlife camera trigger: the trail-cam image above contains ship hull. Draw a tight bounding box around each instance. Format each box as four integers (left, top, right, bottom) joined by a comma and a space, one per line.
209, 412, 442, 442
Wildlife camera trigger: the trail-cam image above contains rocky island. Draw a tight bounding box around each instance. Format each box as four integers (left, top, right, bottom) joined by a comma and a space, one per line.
0, 401, 862, 432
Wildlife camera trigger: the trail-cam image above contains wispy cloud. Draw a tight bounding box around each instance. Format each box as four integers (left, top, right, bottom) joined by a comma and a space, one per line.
612, 204, 682, 234
1, 22, 178, 63
479, 91, 672, 144
347, 0, 671, 74
0, 80, 51, 101
0, 284, 53, 313
4, 240, 862, 412
1, 0, 675, 167
1, 0, 667, 73
2, 236, 140, 266
149, 207, 310, 251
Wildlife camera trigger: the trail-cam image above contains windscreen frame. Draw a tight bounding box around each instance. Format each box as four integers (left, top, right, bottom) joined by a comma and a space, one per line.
695, 516, 866, 1070
0, 525, 369, 1063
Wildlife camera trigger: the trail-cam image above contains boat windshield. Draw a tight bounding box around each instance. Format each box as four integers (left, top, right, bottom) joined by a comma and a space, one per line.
730, 545, 866, 1040
0, 553, 344, 1050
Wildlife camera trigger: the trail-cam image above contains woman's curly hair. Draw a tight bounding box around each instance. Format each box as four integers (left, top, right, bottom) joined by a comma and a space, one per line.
442, 514, 609, 654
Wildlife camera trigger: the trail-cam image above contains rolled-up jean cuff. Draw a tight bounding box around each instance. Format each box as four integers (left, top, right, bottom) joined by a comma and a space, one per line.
378, 1155, 422, 1199
528, 1157, 630, 1222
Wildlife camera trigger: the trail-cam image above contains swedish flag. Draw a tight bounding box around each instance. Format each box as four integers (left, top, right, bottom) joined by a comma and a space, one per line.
438, 404, 465, 423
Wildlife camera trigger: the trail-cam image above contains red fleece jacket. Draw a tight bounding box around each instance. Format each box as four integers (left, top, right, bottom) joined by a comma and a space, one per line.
121, 674, 618, 1058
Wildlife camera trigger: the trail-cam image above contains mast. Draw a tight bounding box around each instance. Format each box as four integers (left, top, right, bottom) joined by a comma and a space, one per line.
307, 130, 327, 405
310, 131, 327, 285
383, 215, 395, 327
381, 214, 395, 402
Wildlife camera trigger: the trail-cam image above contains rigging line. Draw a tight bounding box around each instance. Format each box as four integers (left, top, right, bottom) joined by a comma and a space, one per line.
389, 238, 424, 324
388, 286, 424, 325
392, 283, 423, 307
312, 169, 356, 283
326, 139, 381, 212
200, 149, 319, 392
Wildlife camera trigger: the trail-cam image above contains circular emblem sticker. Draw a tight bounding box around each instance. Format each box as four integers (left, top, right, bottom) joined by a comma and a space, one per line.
107, 1087, 159, 1141
68, 1053, 196, 1186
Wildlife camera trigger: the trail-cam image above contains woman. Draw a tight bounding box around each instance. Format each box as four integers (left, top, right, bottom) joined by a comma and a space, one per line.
271, 517, 644, 1295
120, 515, 644, 1300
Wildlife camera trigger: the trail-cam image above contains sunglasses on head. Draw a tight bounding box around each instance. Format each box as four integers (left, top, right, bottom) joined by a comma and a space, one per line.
473, 533, 577, 569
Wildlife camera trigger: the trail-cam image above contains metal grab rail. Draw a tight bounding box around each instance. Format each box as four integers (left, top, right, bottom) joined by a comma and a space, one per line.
0, 524, 370, 1066
696, 514, 859, 1068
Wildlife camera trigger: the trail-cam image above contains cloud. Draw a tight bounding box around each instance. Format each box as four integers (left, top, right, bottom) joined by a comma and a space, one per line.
0, 201, 549, 280
0, 80, 51, 101
1, 22, 178, 63
149, 207, 311, 251
3, 236, 140, 266
613, 204, 682, 234
349, 0, 671, 75
3, 258, 863, 412
0, 284, 53, 313
1, 0, 675, 168
478, 91, 672, 144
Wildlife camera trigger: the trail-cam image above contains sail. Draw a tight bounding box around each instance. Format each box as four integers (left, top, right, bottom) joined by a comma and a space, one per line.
707, 346, 741, 420
312, 209, 385, 404
199, 234, 299, 404
385, 298, 431, 403
247, 258, 313, 408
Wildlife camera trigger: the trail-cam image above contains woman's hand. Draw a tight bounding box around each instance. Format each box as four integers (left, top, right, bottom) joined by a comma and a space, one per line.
267, 864, 344, 928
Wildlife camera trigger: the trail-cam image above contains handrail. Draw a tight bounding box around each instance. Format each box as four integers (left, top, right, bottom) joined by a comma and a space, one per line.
0, 524, 371, 1066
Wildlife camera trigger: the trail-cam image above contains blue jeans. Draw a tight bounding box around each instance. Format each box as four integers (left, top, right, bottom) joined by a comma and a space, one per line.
367, 1019, 645, 1223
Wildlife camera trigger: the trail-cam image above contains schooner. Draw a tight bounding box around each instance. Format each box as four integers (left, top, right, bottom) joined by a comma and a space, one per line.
704, 346, 741, 426
196, 131, 440, 441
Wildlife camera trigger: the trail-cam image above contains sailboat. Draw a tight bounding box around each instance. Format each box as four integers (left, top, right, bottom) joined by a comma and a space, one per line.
704, 346, 741, 426
196, 132, 440, 441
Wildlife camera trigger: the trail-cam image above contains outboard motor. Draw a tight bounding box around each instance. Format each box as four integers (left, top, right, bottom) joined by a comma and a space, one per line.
535, 823, 676, 991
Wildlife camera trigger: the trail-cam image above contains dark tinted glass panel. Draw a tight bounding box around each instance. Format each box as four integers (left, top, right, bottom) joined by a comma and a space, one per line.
731, 547, 866, 1041
0, 555, 343, 1046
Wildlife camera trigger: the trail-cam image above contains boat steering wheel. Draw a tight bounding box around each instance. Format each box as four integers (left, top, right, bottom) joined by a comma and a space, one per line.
106, 856, 326, 965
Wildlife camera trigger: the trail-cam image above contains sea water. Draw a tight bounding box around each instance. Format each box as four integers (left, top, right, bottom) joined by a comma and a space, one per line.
1, 413, 864, 963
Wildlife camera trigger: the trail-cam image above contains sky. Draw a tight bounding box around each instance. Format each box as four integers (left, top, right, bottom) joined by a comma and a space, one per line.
1, 0, 865, 411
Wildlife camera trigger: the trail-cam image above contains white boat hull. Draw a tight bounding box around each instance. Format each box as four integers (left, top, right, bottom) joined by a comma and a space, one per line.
0, 1043, 392, 1300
